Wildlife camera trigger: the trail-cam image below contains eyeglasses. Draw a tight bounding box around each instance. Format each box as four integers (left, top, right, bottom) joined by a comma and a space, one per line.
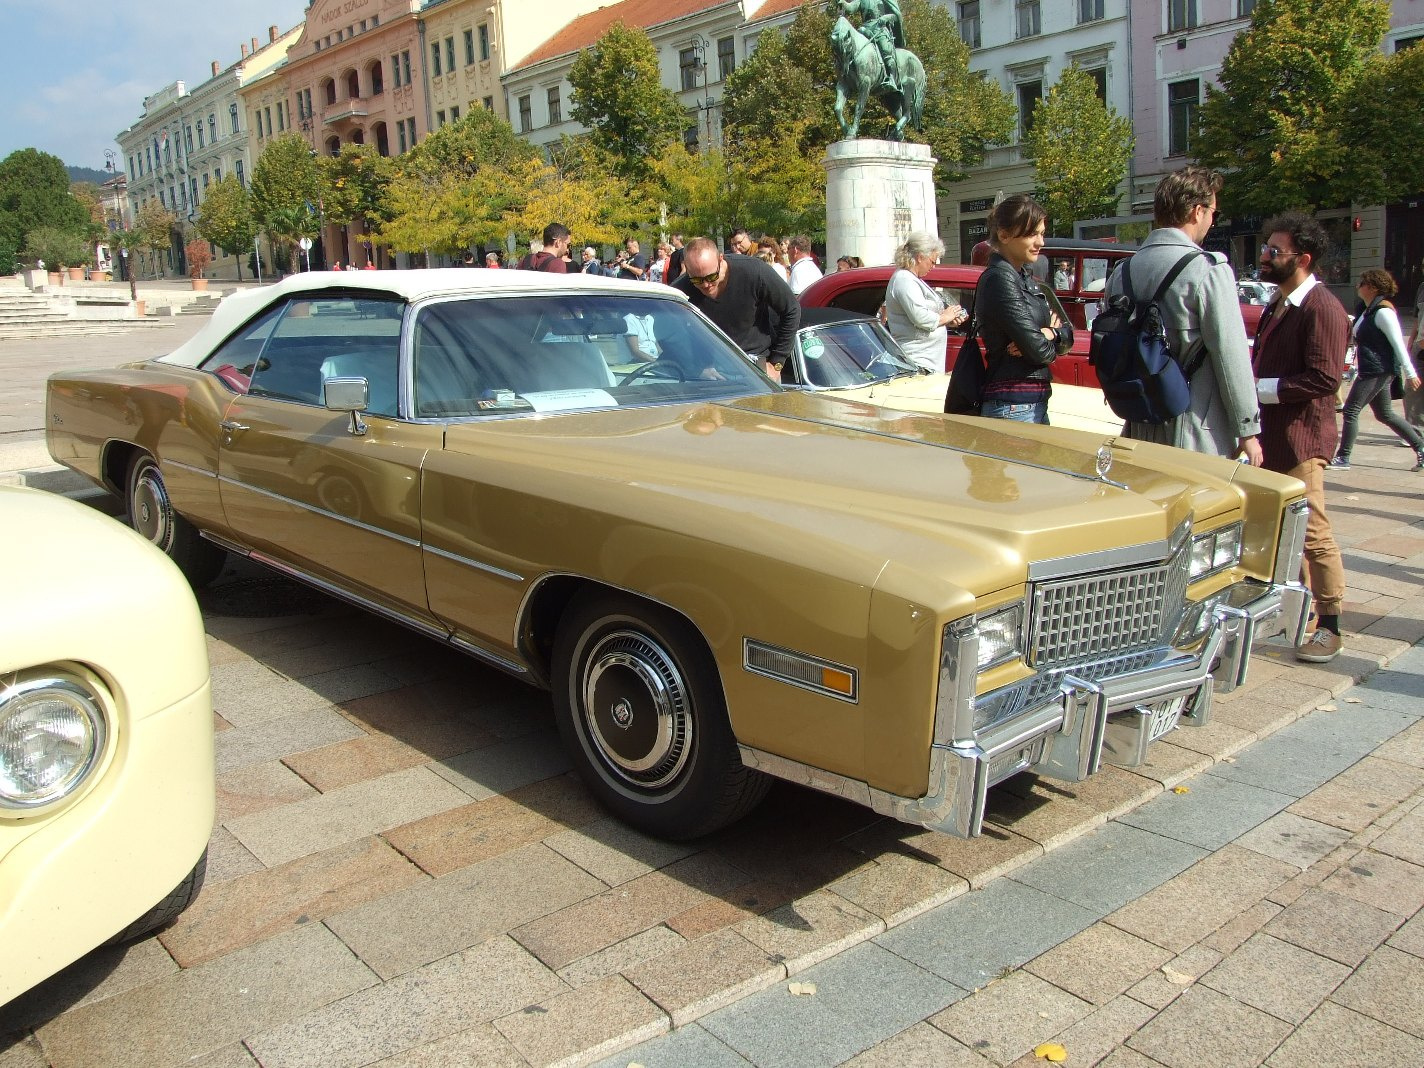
687, 262, 722, 286
1260, 244, 1298, 259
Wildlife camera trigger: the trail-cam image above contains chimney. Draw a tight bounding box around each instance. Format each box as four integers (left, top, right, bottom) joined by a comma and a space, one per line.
252, 37, 260, 54
211, 61, 220, 77
240, 43, 249, 58
269, 25, 279, 43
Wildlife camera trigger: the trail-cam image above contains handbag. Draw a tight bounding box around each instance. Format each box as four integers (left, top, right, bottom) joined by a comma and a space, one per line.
944, 323, 986, 415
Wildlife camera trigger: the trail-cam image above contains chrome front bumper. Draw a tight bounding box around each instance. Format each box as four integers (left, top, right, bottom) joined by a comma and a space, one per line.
873, 580, 1311, 838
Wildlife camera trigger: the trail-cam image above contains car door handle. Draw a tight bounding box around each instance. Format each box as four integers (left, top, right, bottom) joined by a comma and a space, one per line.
219, 420, 250, 432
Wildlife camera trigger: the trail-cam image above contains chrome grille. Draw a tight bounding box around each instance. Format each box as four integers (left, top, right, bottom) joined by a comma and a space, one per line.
1029, 539, 1189, 667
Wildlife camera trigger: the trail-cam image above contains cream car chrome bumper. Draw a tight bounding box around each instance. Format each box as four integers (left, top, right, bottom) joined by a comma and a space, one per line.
875, 580, 1310, 839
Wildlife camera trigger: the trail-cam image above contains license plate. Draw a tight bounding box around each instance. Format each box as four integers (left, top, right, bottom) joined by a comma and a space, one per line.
1147, 696, 1188, 742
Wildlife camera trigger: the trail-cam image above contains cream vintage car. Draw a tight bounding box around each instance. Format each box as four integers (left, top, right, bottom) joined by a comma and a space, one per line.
1, 485, 213, 1006
47, 270, 1310, 843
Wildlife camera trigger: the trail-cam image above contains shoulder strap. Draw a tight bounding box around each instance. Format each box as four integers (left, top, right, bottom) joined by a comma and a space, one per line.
1150, 250, 1206, 303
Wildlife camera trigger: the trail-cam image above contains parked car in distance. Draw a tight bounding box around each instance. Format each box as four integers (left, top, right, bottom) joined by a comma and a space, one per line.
789, 307, 1121, 434
1, 486, 213, 1006
48, 270, 1310, 844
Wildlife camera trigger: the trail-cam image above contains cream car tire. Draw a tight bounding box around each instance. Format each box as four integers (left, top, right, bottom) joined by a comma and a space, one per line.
127, 455, 226, 587
552, 592, 769, 840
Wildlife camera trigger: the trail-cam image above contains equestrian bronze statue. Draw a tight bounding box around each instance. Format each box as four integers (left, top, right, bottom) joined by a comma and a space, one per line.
831, 0, 926, 141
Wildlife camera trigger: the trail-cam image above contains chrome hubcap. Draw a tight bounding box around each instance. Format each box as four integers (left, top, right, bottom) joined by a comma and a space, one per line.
581, 629, 691, 789
131, 466, 173, 551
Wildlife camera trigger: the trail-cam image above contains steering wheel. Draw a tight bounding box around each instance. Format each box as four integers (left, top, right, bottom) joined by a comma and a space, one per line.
618, 360, 687, 385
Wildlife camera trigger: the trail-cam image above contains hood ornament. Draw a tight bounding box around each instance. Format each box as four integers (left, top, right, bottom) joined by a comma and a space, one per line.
1095, 445, 1114, 481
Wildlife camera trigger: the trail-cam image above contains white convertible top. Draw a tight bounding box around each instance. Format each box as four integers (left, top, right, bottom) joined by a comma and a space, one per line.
155, 268, 686, 368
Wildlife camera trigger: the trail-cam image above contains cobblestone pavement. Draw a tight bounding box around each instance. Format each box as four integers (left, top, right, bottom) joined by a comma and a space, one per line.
0, 318, 1421, 1067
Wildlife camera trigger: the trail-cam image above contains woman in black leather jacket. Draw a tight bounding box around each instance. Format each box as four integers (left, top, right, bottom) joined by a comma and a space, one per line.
976, 195, 1073, 423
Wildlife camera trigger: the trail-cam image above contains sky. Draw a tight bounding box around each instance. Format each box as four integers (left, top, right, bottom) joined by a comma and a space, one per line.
0, 0, 311, 170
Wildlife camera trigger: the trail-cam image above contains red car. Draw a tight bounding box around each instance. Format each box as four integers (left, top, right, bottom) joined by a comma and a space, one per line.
800, 240, 1261, 388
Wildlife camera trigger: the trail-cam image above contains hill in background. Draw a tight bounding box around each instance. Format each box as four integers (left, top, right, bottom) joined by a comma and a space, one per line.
67, 165, 112, 184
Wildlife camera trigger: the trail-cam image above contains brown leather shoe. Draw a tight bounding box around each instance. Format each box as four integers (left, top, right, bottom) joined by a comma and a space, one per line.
1296, 628, 1342, 663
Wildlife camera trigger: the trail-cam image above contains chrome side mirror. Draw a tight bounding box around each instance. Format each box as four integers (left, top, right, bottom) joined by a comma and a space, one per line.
323, 376, 369, 437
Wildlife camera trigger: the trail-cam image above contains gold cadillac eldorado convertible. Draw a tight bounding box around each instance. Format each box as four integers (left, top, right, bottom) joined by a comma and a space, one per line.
46, 270, 1312, 841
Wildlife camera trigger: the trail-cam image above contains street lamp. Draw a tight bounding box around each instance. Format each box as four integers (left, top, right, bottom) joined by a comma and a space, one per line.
687, 35, 719, 150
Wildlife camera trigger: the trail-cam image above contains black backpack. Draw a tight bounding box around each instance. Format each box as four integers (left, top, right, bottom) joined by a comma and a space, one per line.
1089, 252, 1208, 425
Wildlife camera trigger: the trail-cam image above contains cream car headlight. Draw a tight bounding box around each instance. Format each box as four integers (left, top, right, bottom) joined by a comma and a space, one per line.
975, 602, 1025, 671
1189, 523, 1243, 582
0, 673, 109, 811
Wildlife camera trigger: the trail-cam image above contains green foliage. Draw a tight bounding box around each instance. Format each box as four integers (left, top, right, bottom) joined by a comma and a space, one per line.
21, 225, 90, 268
195, 175, 258, 265
0, 148, 89, 264
1195, 0, 1391, 214
320, 144, 395, 231
249, 133, 321, 226
1026, 66, 1134, 236
130, 201, 178, 277
568, 22, 686, 181
1331, 43, 1424, 207
409, 108, 540, 179
722, 25, 834, 160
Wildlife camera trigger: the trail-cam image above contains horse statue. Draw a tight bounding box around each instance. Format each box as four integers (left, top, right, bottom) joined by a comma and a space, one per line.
830, 14, 926, 141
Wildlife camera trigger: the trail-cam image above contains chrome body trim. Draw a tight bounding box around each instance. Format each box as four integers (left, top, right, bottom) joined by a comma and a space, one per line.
217, 475, 421, 548
1274, 499, 1311, 584
165, 458, 218, 480
1027, 518, 1189, 581
935, 616, 978, 747
423, 542, 525, 583
737, 746, 874, 808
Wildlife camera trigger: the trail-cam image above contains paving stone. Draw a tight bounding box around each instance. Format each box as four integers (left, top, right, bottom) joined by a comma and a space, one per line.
1234, 811, 1354, 870
1266, 840, 1363, 907
1376, 719, 1424, 769
664, 877, 790, 941
828, 849, 969, 927
1355, 666, 1424, 714
589, 1022, 753, 1068
184, 1044, 259, 1067
244, 936, 564, 1068
31, 925, 375, 1068
1209, 683, 1317, 736
1039, 994, 1156, 1068
1011, 822, 1206, 915
624, 929, 785, 1027
542, 817, 698, 886
841, 820, 1044, 890
280, 661, 407, 708
213, 707, 367, 774
1107, 845, 1295, 953
1265, 1000, 1424, 1068
492, 974, 667, 1068
1029, 765, 1163, 824
839, 1022, 992, 1067
1123, 740, 1213, 789
214, 761, 319, 824
1199, 932, 1350, 1024
557, 925, 687, 989
700, 941, 963, 1068
326, 842, 605, 979
1371, 805, 1424, 866
336, 676, 533, 756
1152, 717, 1258, 760
383, 773, 603, 877
1127, 984, 1290, 1068
1118, 772, 1293, 850
982, 778, 1106, 850
226, 766, 474, 867
1201, 899, 1285, 956
1387, 909, 1424, 958
204, 827, 265, 884
365, 1024, 527, 1068
512, 853, 749, 971
1264, 886, 1403, 967
209, 667, 333, 728
1330, 944, 1424, 1039
1095, 1050, 1166, 1068
1319, 850, 1424, 917
1025, 922, 1174, 1006
0, 938, 179, 1034
158, 837, 427, 967
1286, 756, 1424, 832
736, 889, 885, 975
928, 970, 1093, 1066
877, 878, 1098, 992
430, 730, 572, 800
281, 733, 432, 793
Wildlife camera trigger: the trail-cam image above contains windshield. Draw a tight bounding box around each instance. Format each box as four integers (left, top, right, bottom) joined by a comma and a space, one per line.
411, 293, 774, 417
795, 319, 918, 388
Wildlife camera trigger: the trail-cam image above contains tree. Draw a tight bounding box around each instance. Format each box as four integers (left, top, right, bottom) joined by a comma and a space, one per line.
0, 148, 89, 271
722, 25, 833, 161
567, 22, 686, 181
263, 203, 320, 272
132, 200, 178, 278
195, 175, 257, 280
1195, 0, 1391, 214
249, 134, 322, 228
1331, 42, 1424, 207
411, 107, 539, 180
320, 144, 396, 263
1026, 66, 1134, 236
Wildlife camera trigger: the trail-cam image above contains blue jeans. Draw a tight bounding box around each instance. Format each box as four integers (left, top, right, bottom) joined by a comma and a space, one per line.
981, 397, 1049, 424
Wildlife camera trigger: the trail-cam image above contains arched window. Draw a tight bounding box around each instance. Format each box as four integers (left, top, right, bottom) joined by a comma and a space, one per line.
368, 61, 384, 96
326, 135, 341, 157
322, 78, 337, 107
346, 69, 360, 99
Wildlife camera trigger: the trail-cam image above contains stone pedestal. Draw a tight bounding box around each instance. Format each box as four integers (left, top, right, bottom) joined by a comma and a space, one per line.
824, 139, 938, 268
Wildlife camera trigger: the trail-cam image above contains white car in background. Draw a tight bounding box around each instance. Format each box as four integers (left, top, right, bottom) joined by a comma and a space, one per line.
1, 486, 213, 1005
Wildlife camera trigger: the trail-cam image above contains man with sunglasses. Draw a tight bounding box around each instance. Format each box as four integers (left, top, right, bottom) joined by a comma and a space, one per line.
673, 237, 800, 380
1104, 166, 1262, 465
1252, 211, 1349, 663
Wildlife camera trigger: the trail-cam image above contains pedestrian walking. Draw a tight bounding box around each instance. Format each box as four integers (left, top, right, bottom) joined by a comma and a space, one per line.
517, 224, 571, 272
1105, 166, 1262, 463
1252, 212, 1349, 663
1331, 268, 1424, 470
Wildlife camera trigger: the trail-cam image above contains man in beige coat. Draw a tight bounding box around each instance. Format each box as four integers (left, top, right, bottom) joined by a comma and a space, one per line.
1105, 167, 1262, 464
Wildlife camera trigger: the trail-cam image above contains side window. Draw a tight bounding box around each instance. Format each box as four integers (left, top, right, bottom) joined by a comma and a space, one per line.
1081, 257, 1112, 293
232, 296, 405, 414
199, 305, 285, 393
828, 286, 887, 317
1047, 257, 1076, 292
932, 286, 976, 330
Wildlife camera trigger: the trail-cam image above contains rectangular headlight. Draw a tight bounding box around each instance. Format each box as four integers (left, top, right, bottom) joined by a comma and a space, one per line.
975, 602, 1025, 671
1189, 523, 1243, 581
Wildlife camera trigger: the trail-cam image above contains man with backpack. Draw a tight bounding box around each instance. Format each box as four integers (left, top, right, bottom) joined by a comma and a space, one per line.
1100, 167, 1262, 464
517, 224, 571, 272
